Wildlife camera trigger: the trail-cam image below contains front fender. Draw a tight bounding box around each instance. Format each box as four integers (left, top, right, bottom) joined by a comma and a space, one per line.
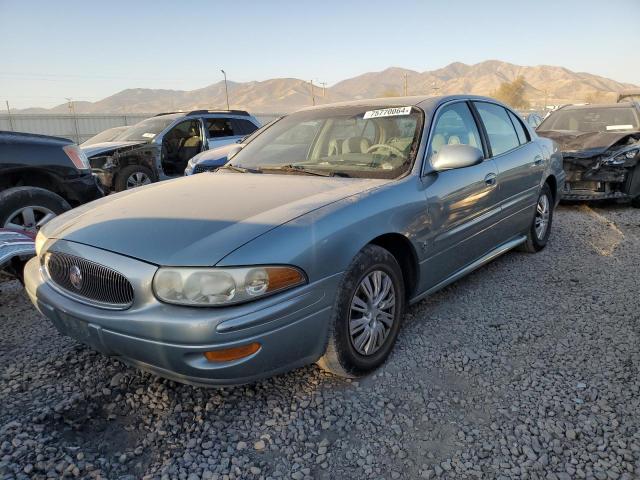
216, 177, 428, 284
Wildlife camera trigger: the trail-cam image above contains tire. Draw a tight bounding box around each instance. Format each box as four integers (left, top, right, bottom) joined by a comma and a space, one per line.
317, 245, 405, 378
6, 258, 28, 285
114, 164, 155, 192
631, 196, 640, 208
0, 187, 70, 234
520, 183, 554, 253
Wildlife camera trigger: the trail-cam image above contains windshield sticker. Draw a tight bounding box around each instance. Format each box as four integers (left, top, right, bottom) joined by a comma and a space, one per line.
363, 106, 412, 119
142, 132, 156, 138
606, 125, 633, 131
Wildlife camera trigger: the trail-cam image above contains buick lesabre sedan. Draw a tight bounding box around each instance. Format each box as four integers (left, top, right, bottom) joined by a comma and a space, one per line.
25, 96, 564, 386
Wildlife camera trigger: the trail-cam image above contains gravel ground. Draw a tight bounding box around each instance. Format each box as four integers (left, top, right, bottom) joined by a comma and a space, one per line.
1, 204, 639, 480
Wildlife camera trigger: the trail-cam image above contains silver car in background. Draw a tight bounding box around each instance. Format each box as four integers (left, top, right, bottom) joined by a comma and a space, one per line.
25, 95, 564, 386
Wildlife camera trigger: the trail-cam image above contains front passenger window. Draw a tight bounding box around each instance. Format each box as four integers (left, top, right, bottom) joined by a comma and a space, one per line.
429, 102, 483, 161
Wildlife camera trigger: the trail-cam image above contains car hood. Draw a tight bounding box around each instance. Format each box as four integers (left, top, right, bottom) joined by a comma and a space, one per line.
42, 172, 389, 266
197, 144, 239, 164
81, 140, 148, 157
537, 130, 640, 158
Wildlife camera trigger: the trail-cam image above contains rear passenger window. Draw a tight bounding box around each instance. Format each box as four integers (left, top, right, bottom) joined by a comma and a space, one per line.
231, 119, 259, 136
206, 118, 234, 138
474, 102, 520, 156
508, 111, 529, 144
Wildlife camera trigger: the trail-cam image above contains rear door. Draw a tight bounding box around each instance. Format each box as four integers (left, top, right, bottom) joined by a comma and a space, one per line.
419, 101, 502, 290
204, 117, 249, 149
472, 102, 544, 236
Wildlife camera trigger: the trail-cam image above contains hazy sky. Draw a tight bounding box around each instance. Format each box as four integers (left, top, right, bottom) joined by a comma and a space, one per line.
1, 0, 639, 109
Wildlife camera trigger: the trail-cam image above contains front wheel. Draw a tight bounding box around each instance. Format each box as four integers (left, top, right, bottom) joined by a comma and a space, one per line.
317, 245, 404, 377
114, 165, 155, 192
0, 186, 70, 234
520, 183, 554, 253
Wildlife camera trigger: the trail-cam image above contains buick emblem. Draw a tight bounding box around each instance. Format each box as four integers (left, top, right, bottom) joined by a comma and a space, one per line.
69, 265, 83, 290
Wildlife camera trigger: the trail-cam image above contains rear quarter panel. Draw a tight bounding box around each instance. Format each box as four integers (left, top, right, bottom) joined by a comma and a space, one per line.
536, 136, 565, 202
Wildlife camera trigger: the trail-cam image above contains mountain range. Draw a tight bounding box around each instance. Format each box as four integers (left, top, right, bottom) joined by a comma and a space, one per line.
18, 60, 637, 114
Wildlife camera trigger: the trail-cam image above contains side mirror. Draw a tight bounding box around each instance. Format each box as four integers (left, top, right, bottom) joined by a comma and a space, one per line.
431, 144, 484, 171
226, 144, 243, 161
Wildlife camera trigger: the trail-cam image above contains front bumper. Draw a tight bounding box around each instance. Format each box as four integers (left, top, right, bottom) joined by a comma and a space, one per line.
60, 173, 104, 206
24, 242, 339, 386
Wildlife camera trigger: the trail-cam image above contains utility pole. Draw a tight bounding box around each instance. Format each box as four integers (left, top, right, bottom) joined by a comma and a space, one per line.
65, 97, 80, 144
5, 100, 14, 131
403, 73, 408, 96
221, 69, 230, 110
320, 81, 327, 98
543, 88, 548, 111
309, 80, 316, 106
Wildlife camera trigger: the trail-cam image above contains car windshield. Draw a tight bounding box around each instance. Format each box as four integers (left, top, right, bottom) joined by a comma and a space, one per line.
228, 106, 423, 179
81, 126, 128, 146
114, 118, 175, 142
538, 107, 640, 133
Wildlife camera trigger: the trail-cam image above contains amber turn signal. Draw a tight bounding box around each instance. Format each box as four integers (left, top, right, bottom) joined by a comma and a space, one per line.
203, 342, 261, 362
265, 267, 305, 292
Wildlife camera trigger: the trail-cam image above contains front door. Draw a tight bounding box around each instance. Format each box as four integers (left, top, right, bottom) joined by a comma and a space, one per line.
161, 119, 205, 177
418, 101, 502, 291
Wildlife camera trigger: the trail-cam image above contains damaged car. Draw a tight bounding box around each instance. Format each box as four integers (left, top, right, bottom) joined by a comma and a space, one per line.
537, 103, 640, 206
25, 95, 563, 386
83, 110, 260, 191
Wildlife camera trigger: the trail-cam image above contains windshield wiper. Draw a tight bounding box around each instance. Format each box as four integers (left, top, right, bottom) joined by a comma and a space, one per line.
262, 164, 338, 177
221, 164, 262, 174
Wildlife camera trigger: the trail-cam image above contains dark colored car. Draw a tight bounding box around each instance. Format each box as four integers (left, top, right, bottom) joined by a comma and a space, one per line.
82, 110, 260, 191
0, 131, 104, 233
537, 103, 640, 205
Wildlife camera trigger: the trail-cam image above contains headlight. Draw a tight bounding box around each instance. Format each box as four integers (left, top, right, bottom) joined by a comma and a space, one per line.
614, 148, 639, 161
35, 230, 48, 257
152, 266, 306, 306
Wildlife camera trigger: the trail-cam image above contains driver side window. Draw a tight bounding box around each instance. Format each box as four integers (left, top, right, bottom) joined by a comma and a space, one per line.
429, 103, 483, 161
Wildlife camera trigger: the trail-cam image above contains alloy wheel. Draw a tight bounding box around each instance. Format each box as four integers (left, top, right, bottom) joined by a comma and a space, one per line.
126, 172, 152, 189
4, 205, 56, 233
349, 270, 396, 356
534, 193, 550, 240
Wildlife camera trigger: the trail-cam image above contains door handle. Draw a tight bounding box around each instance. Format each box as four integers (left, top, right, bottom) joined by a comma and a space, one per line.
533, 155, 543, 166
484, 173, 497, 186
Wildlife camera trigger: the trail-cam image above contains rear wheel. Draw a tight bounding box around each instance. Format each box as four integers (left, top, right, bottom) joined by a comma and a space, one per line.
520, 183, 554, 253
115, 165, 155, 192
317, 245, 404, 377
0, 187, 70, 234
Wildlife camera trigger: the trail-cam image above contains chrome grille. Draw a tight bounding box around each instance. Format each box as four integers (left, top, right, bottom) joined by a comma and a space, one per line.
44, 252, 134, 308
193, 164, 218, 174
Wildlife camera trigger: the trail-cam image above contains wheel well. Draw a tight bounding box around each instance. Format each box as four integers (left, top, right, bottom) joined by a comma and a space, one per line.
369, 233, 419, 300
544, 175, 557, 203
0, 170, 63, 197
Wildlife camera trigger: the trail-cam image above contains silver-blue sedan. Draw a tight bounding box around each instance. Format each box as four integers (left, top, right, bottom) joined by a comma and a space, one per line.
25, 96, 564, 386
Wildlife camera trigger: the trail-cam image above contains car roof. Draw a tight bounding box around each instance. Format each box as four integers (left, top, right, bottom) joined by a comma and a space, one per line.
560, 102, 637, 110
296, 95, 509, 113
154, 110, 253, 119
